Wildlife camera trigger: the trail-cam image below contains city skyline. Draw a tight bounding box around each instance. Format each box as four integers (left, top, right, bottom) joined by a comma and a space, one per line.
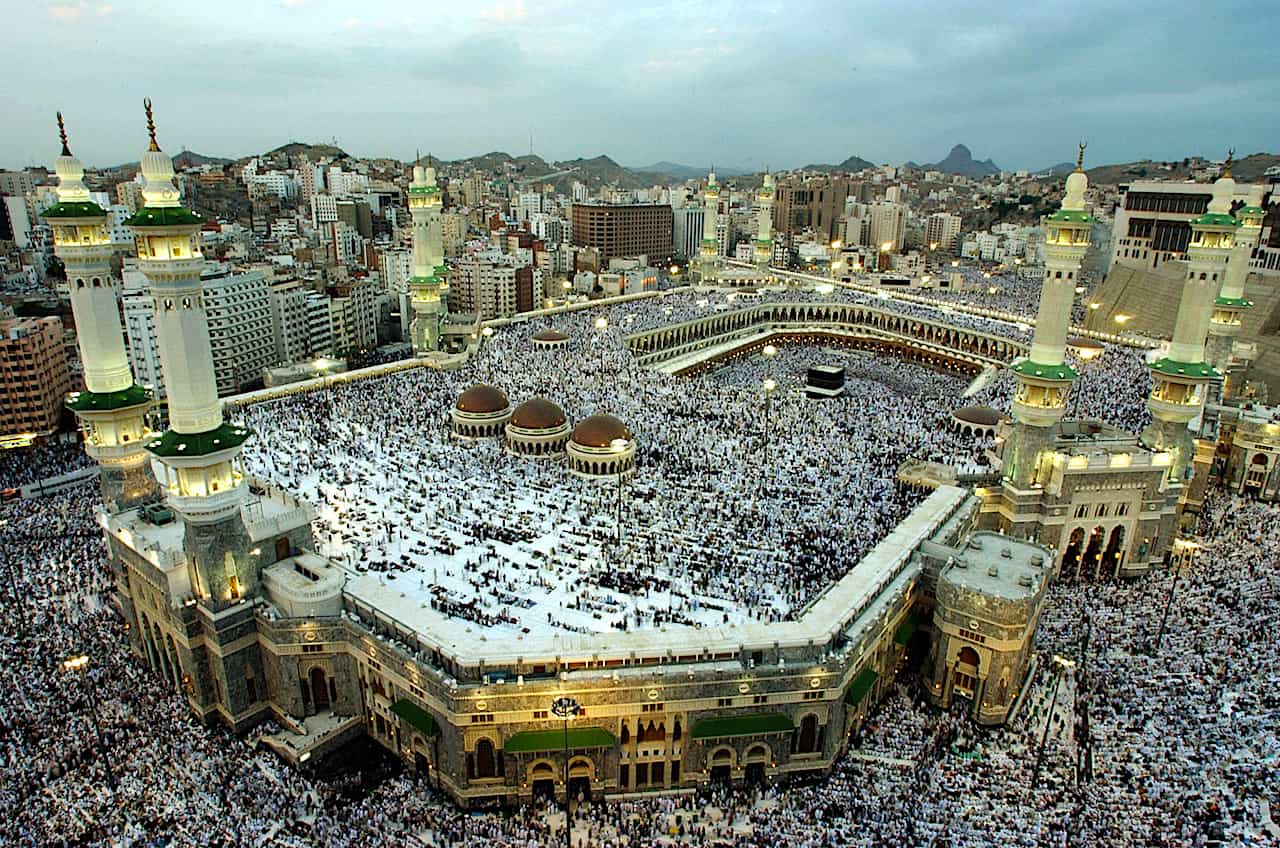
6, 0, 1279, 171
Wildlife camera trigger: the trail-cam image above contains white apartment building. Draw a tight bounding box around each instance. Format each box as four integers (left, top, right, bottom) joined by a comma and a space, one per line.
203, 269, 277, 395
672, 206, 704, 261
307, 292, 334, 356
312, 193, 339, 229
925, 212, 962, 252
869, 201, 906, 251
379, 247, 413, 294
329, 277, 378, 355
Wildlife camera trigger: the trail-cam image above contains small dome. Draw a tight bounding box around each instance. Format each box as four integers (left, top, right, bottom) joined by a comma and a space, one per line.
1066, 336, 1104, 352
510, 397, 566, 430
571, 414, 632, 448
953, 405, 1002, 427
533, 329, 569, 342
456, 384, 509, 415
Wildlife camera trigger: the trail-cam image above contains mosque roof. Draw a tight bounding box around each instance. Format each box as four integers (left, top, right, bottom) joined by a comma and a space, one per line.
42, 201, 106, 219
125, 206, 203, 228
532, 329, 569, 342
456, 384, 510, 415
571, 414, 632, 448
510, 397, 566, 431
952, 406, 1002, 427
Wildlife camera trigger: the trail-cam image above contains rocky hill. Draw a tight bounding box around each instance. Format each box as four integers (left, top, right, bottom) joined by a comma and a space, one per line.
927, 144, 1000, 177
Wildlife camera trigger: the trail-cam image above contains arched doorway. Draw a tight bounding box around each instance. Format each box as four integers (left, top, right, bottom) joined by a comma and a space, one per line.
709, 748, 733, 783
568, 757, 593, 801
530, 762, 555, 799
744, 744, 768, 785
414, 750, 431, 781
474, 738, 498, 779
1081, 526, 1105, 578
1101, 525, 1126, 576
310, 667, 331, 709
1244, 453, 1268, 492
952, 646, 980, 702
1061, 528, 1085, 580
796, 715, 819, 754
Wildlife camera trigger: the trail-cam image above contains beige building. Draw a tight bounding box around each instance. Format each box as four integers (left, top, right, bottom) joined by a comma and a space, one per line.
0, 316, 71, 436
925, 531, 1049, 725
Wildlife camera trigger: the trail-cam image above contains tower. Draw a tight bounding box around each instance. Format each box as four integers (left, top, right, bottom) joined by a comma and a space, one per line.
45, 115, 160, 512
1140, 154, 1240, 482
1003, 145, 1093, 487
753, 172, 775, 272
408, 155, 447, 352
697, 168, 720, 282
1206, 177, 1263, 393
126, 100, 256, 607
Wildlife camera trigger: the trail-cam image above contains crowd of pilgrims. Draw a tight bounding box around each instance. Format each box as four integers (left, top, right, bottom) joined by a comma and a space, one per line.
2, 478, 1276, 846
0, 439, 94, 490
236, 302, 991, 634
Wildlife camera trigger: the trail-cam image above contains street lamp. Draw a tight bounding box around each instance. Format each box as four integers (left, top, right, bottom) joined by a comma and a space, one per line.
63, 654, 117, 793
610, 438, 629, 546
1153, 538, 1197, 655
1030, 654, 1075, 793
550, 695, 582, 848
594, 317, 608, 331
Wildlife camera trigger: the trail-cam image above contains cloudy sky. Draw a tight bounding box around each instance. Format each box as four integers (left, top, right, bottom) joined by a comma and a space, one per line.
6, 0, 1279, 171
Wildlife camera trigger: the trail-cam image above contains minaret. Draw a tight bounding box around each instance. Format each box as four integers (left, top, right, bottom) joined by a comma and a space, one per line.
408, 153, 446, 352
1140, 153, 1240, 482
753, 172, 775, 272
45, 113, 160, 512
1003, 144, 1093, 487
127, 100, 256, 607
1206, 175, 1263, 388
697, 168, 720, 281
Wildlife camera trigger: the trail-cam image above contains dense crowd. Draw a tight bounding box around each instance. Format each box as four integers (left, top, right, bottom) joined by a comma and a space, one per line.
3, 287, 1273, 846
2, 478, 1277, 846
0, 439, 94, 490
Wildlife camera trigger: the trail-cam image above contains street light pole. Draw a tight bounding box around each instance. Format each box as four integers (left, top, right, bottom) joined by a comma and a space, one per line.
550, 695, 581, 848
1030, 655, 1073, 793
1153, 539, 1194, 655
63, 654, 117, 793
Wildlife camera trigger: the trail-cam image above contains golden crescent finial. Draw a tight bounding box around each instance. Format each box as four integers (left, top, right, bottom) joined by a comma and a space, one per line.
1075, 141, 1087, 173
144, 98, 159, 152
57, 111, 71, 157
1223, 148, 1235, 178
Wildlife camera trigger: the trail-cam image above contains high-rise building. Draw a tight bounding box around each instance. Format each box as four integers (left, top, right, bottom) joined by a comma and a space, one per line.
202, 268, 276, 394
0, 316, 71, 437
925, 212, 962, 253
329, 277, 378, 355
43, 113, 157, 509
0, 171, 35, 197
773, 176, 853, 248
449, 258, 539, 320
869, 202, 906, 252
672, 206, 704, 261
571, 202, 673, 265
1110, 179, 1259, 271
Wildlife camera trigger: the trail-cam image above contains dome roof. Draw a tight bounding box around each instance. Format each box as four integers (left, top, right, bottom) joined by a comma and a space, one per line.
571, 414, 632, 448
510, 397, 566, 430
532, 329, 568, 342
456, 384, 510, 415
953, 405, 1002, 426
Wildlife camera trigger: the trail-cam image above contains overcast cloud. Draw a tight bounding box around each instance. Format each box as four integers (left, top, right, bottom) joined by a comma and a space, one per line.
4, 0, 1278, 171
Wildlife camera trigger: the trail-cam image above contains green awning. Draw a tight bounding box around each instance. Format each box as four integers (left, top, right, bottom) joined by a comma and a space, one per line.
390, 698, 439, 737
845, 668, 878, 707
690, 713, 795, 739
894, 613, 919, 645
504, 727, 616, 753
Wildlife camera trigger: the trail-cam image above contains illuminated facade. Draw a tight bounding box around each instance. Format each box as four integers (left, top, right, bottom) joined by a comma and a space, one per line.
696, 169, 721, 282
753, 172, 775, 272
